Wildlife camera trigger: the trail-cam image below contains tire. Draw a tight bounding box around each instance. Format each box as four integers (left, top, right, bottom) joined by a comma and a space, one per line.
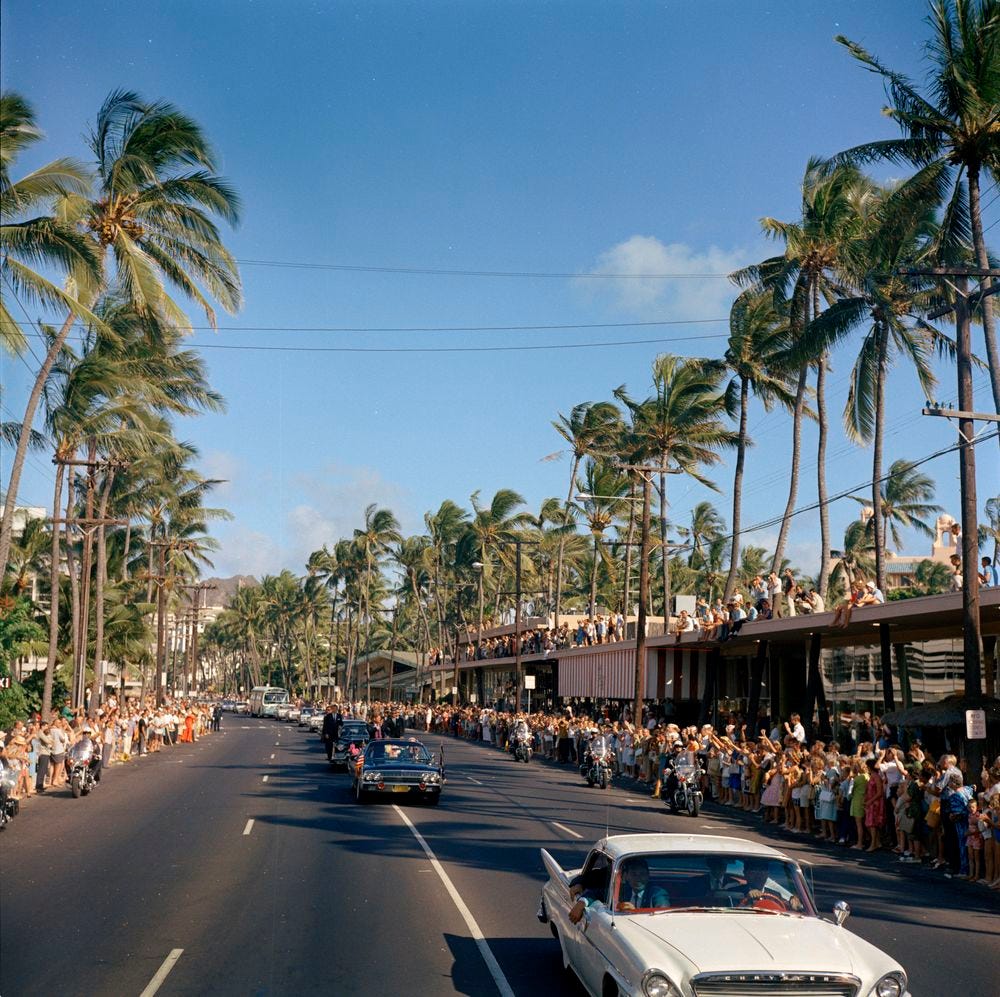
689, 796, 701, 818
71, 775, 82, 798
587, 774, 594, 787
599, 770, 608, 790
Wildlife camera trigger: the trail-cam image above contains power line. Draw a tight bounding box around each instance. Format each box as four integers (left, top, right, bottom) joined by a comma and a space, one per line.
159, 317, 730, 334
23, 329, 729, 355
235, 257, 735, 279
668, 427, 1000, 557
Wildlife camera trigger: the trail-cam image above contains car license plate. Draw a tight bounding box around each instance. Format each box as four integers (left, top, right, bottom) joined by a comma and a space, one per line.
392, 785, 410, 793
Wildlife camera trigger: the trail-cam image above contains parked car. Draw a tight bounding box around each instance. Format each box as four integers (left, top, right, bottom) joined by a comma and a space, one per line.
351, 738, 443, 805
330, 721, 371, 769
537, 832, 909, 997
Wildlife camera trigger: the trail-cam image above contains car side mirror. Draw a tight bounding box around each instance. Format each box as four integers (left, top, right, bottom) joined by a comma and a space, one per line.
833, 900, 850, 926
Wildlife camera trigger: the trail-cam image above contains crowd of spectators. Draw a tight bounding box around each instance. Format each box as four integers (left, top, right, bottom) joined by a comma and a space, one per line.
425, 701, 1000, 892
0, 696, 220, 810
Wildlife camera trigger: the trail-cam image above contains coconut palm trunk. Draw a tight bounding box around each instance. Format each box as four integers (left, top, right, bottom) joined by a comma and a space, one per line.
589, 534, 600, 620
724, 376, 750, 601
89, 469, 116, 711
41, 460, 66, 720
622, 480, 637, 616
554, 454, 581, 625
771, 366, 808, 574
65, 470, 81, 697
816, 276, 831, 598
967, 166, 1000, 431
0, 312, 76, 581
872, 323, 889, 592
659, 468, 671, 621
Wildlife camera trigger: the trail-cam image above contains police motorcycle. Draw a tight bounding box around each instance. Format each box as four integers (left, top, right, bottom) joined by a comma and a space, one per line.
663, 746, 704, 817
510, 720, 533, 763
0, 757, 20, 828
582, 729, 613, 790
67, 731, 101, 798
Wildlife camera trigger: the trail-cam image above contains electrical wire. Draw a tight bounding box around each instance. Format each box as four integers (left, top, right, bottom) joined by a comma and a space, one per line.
234, 258, 736, 279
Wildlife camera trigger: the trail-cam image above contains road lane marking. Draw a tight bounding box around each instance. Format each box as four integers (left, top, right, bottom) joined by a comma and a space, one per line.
270, 753, 275, 760
551, 821, 583, 839
139, 948, 184, 997
243, 819, 254, 836
467, 776, 483, 785
262, 775, 269, 783
393, 806, 515, 997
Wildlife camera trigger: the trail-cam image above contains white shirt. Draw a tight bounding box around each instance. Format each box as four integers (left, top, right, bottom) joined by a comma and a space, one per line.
791, 722, 806, 743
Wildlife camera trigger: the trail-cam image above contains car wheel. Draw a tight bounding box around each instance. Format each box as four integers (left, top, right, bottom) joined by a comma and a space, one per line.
689, 796, 700, 817
424, 794, 440, 806
356, 783, 370, 804
602, 974, 624, 997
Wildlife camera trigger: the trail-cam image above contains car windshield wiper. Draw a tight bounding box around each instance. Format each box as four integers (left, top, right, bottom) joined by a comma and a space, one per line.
647, 906, 733, 915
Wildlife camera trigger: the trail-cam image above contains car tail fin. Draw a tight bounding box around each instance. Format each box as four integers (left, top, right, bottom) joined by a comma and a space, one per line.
541, 848, 570, 890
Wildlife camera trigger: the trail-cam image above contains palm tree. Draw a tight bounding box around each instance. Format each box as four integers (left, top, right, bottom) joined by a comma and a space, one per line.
618, 355, 738, 618
353, 504, 401, 700
803, 181, 945, 591
981, 495, 1000, 563
718, 290, 796, 599
830, 520, 877, 591
575, 460, 630, 619
468, 489, 529, 651
548, 401, 620, 624
0, 89, 242, 586
0, 92, 102, 355
915, 558, 953, 594
854, 459, 943, 552
835, 2, 1000, 428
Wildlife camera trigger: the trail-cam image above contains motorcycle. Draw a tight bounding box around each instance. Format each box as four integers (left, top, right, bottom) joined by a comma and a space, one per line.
512, 733, 532, 763
666, 759, 704, 817
0, 759, 19, 828
585, 738, 613, 790
67, 739, 100, 798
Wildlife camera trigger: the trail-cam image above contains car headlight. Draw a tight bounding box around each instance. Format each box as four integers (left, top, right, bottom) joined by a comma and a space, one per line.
363, 771, 382, 783
871, 973, 906, 997
642, 970, 680, 997
425, 772, 441, 783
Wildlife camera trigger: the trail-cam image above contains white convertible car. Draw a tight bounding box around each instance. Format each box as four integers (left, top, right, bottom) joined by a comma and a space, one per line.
537, 833, 909, 997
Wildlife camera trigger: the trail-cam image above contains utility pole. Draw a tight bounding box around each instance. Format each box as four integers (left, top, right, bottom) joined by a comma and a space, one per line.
52, 453, 127, 712
179, 582, 216, 696
618, 464, 679, 728
904, 265, 1000, 779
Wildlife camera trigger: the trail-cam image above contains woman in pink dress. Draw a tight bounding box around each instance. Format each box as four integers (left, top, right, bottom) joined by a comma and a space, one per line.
864, 760, 886, 852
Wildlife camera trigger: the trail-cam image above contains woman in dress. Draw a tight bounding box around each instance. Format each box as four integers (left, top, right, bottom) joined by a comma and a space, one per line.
864, 759, 886, 851
850, 760, 870, 850
816, 755, 840, 841
760, 756, 784, 824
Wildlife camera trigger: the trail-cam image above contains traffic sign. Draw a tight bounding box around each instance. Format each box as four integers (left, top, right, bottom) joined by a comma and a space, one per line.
966, 709, 987, 740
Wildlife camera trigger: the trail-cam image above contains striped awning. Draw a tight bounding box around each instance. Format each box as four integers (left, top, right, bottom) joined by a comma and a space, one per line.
557, 645, 705, 701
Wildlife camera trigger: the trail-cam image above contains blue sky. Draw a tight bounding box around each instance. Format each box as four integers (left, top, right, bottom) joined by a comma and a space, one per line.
3, 0, 998, 579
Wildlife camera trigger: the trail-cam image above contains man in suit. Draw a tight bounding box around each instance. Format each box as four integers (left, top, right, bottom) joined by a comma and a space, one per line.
617, 858, 670, 910
321, 705, 339, 761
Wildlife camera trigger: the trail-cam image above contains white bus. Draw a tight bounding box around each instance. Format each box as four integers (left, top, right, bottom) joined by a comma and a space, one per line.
248, 686, 289, 717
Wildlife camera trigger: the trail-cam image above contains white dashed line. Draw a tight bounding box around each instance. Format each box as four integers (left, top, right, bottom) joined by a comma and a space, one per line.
551, 821, 583, 839
467, 776, 483, 785
393, 806, 514, 997
139, 948, 184, 997
270, 753, 275, 760
243, 819, 255, 836
262, 775, 269, 783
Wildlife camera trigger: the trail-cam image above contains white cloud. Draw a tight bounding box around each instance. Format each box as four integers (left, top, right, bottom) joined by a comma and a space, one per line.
580, 236, 747, 327
210, 526, 284, 578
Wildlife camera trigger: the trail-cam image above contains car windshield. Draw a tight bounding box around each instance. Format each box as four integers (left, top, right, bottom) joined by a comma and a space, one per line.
364, 742, 432, 765
341, 725, 368, 740
611, 853, 814, 916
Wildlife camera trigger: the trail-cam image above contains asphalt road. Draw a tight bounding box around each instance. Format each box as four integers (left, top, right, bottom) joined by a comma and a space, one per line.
2, 720, 997, 997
